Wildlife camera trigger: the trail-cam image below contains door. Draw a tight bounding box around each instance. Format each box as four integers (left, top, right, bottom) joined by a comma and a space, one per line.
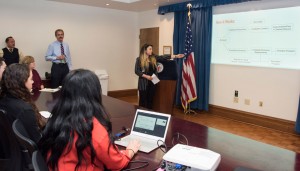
139, 27, 159, 55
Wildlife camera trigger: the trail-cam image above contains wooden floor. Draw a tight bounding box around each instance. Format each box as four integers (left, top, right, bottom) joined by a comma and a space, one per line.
116, 95, 300, 153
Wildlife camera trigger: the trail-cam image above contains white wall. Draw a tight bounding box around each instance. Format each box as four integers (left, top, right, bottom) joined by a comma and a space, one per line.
137, 1, 300, 121
138, 10, 174, 55
0, 0, 139, 91
1, 0, 299, 121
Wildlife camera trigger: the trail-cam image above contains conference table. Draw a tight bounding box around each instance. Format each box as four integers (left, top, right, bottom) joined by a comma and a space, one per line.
33, 91, 300, 171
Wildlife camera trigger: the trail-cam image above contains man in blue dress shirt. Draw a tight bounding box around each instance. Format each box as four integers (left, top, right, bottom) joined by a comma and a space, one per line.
45, 29, 72, 88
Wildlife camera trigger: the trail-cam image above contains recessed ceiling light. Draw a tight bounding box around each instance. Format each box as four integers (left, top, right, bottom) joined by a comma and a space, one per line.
111, 0, 140, 3
106, 3, 110, 6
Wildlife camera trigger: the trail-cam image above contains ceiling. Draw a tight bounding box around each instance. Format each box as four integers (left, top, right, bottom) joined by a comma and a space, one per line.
48, 0, 191, 12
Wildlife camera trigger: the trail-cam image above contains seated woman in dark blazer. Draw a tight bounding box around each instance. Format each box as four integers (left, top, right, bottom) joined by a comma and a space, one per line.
0, 64, 43, 143
39, 69, 140, 171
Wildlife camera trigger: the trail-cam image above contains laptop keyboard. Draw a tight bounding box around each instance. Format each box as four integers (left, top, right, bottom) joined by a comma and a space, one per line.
118, 135, 159, 152
125, 135, 157, 146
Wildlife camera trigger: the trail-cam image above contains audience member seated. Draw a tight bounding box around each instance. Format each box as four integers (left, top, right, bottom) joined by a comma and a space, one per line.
0, 58, 6, 81
0, 64, 44, 144
20, 56, 44, 91
0, 36, 24, 66
39, 69, 141, 171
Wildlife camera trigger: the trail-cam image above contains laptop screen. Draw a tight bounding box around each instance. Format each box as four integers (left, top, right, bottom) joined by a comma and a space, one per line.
132, 110, 169, 138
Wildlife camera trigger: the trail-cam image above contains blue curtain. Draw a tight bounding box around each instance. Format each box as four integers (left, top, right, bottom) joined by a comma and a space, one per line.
173, 7, 212, 111
295, 96, 300, 133
164, 0, 256, 111
158, 0, 254, 14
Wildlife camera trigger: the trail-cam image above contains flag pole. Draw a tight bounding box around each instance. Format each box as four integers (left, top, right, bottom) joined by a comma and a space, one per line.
184, 3, 197, 115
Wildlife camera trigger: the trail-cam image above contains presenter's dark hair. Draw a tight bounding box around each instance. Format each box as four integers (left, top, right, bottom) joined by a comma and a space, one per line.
39, 69, 114, 170
5, 36, 13, 43
140, 43, 152, 55
139, 43, 156, 70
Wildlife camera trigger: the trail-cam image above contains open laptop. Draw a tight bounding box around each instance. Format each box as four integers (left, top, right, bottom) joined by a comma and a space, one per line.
115, 109, 171, 153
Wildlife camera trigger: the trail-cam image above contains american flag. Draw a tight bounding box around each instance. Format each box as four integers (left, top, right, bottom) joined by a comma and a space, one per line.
181, 18, 197, 111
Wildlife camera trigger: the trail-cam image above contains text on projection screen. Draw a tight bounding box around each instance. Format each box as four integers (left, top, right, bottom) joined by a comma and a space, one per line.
211, 6, 300, 70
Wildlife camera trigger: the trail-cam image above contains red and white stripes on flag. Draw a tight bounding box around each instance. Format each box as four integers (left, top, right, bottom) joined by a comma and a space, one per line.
181, 18, 197, 111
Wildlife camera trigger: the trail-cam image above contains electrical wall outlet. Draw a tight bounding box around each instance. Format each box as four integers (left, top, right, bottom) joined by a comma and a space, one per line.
234, 90, 239, 97
245, 99, 250, 105
259, 101, 263, 107
234, 97, 239, 103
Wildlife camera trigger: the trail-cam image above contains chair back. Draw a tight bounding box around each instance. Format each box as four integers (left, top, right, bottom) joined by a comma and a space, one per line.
12, 119, 38, 156
32, 150, 49, 171
0, 109, 23, 171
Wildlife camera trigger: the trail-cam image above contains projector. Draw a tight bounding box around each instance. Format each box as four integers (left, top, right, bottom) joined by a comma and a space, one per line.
162, 144, 221, 171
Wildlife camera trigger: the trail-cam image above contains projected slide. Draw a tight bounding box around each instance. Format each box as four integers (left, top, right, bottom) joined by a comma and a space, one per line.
211, 6, 300, 69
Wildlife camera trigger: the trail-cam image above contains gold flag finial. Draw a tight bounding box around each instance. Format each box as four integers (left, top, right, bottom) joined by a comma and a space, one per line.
187, 3, 192, 23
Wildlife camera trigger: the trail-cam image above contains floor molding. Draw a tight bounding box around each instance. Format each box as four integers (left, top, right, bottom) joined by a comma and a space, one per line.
108, 92, 297, 134
209, 105, 296, 134
108, 89, 137, 98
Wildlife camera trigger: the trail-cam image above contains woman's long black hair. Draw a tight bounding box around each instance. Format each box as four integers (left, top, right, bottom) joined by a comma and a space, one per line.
39, 69, 114, 170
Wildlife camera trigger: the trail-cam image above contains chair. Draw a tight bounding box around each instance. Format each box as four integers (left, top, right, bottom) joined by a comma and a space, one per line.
0, 109, 23, 171
12, 119, 38, 156
0, 159, 9, 171
32, 151, 49, 171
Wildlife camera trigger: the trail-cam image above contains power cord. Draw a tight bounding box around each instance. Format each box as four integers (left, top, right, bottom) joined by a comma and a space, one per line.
172, 132, 188, 146
156, 132, 189, 154
122, 160, 149, 171
157, 139, 169, 153
152, 132, 189, 170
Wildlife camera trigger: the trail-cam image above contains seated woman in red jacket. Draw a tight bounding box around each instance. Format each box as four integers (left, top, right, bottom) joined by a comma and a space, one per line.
39, 69, 140, 171
20, 56, 44, 90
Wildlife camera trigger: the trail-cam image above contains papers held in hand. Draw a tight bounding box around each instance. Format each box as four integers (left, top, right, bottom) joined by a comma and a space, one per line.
151, 74, 160, 84
39, 111, 51, 118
